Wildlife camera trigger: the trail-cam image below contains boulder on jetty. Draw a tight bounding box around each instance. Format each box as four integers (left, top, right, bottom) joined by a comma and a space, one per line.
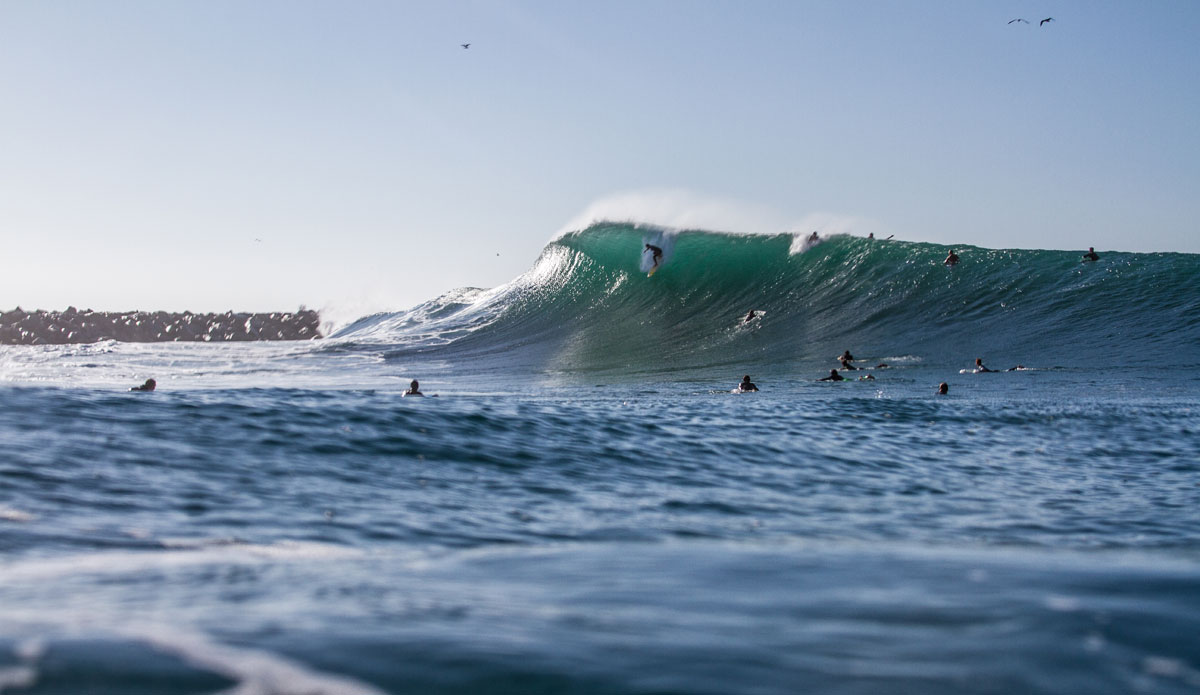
0, 307, 322, 345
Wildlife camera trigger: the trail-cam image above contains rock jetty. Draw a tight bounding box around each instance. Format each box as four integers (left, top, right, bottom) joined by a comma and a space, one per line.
0, 307, 322, 345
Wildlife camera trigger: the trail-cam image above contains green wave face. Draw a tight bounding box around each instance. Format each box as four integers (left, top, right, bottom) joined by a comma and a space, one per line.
342, 223, 1200, 376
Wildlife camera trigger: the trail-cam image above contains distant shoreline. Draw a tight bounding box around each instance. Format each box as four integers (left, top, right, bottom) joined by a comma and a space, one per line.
0, 307, 321, 345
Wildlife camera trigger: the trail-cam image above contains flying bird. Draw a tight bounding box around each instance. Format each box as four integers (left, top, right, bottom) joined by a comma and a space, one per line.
1040, 17, 1054, 26
1008, 18, 1029, 24
461, 43, 470, 49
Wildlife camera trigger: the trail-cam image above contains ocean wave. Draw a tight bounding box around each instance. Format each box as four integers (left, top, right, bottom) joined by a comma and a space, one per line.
330, 222, 1200, 372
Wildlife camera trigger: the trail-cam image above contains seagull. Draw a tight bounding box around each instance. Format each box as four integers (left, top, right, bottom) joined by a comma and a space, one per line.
1008, 18, 1029, 24
1040, 17, 1054, 26
461, 43, 470, 49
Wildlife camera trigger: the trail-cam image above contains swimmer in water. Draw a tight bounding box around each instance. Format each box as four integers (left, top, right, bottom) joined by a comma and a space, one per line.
644, 244, 663, 270
819, 369, 845, 382
937, 382, 949, 395
130, 378, 156, 392
737, 375, 759, 392
974, 358, 995, 373
944, 249, 959, 266
1082, 247, 1100, 262
403, 379, 423, 397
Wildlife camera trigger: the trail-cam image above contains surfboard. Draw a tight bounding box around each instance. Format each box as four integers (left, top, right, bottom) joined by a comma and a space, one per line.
647, 266, 659, 277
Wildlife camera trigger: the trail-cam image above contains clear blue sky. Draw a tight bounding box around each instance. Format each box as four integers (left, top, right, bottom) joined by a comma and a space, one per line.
2, 1, 1197, 313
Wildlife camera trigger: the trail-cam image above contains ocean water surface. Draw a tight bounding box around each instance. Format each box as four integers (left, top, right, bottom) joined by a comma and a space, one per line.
2, 226, 1198, 694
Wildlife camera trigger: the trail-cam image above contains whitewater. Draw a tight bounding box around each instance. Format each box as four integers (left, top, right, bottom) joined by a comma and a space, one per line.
2, 223, 1199, 694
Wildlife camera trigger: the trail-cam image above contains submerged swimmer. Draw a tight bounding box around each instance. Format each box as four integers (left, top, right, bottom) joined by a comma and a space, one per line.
403, 379, 423, 397
644, 244, 663, 269
944, 249, 959, 266
819, 369, 845, 382
974, 358, 996, 373
1082, 247, 1100, 262
736, 375, 759, 392
130, 378, 156, 392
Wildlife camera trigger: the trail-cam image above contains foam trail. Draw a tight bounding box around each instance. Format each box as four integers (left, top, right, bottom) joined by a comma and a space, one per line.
127, 624, 389, 695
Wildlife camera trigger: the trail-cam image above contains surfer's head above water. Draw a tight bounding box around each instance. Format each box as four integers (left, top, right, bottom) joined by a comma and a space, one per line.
938, 382, 949, 395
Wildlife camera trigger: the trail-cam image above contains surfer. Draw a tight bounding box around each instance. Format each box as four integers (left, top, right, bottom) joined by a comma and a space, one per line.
858, 374, 875, 381
1082, 247, 1100, 262
839, 358, 858, 371
403, 379, 423, 397
130, 378, 156, 392
736, 375, 759, 392
937, 382, 949, 395
974, 358, 995, 373
743, 310, 757, 324
1006, 365, 1027, 371
838, 350, 855, 363
644, 244, 663, 270
944, 249, 959, 266
819, 369, 845, 382
808, 231, 819, 244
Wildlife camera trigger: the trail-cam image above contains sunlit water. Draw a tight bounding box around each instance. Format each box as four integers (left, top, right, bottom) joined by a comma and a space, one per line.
2, 339, 1198, 694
